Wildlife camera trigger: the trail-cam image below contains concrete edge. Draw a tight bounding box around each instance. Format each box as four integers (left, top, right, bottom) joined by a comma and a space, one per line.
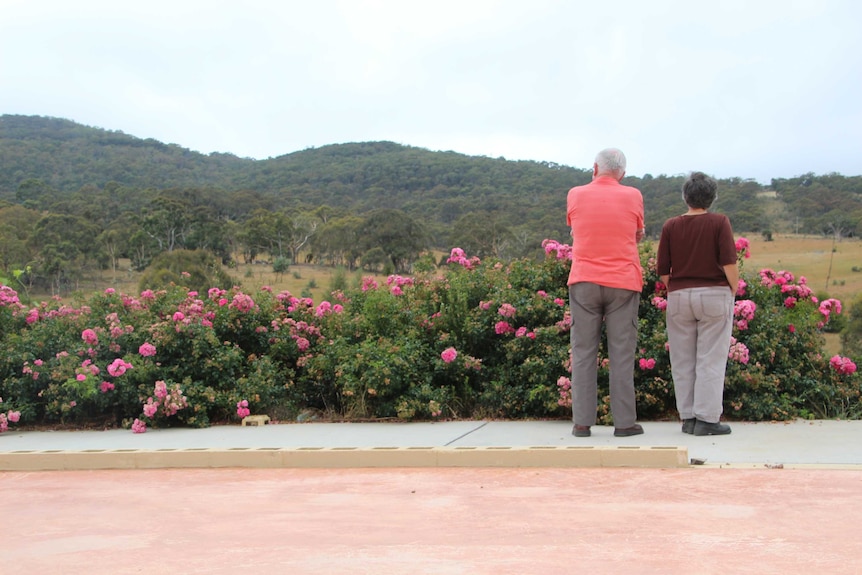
692, 462, 862, 471
0, 445, 690, 471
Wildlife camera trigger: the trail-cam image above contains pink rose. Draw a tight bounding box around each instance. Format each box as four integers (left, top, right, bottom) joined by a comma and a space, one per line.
441, 347, 458, 364
138, 342, 157, 357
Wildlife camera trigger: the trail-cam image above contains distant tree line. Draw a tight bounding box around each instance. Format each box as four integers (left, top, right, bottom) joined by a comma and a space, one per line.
2, 114, 862, 295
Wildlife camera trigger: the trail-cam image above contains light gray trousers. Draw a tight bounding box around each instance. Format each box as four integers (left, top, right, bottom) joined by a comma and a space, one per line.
666, 286, 734, 423
569, 282, 640, 428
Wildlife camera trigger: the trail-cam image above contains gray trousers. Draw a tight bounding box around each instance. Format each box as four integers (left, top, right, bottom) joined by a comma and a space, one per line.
666, 286, 734, 424
569, 282, 640, 428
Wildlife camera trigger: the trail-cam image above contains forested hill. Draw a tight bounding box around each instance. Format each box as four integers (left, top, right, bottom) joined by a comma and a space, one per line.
3, 114, 862, 243
0, 115, 245, 191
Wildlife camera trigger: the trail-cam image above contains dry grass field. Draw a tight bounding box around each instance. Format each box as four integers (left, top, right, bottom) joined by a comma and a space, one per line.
78, 261, 388, 304
742, 233, 862, 355
31, 235, 862, 306
742, 233, 862, 301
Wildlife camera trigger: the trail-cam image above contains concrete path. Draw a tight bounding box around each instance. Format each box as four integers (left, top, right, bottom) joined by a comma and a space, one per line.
1, 418, 861, 469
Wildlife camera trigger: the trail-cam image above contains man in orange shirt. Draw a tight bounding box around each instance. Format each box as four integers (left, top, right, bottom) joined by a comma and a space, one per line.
567, 148, 645, 437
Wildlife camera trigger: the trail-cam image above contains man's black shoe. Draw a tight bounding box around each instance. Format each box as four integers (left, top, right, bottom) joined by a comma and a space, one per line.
613, 423, 644, 437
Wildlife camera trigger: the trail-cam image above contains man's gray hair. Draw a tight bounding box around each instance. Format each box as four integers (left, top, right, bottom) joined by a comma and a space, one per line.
595, 148, 627, 177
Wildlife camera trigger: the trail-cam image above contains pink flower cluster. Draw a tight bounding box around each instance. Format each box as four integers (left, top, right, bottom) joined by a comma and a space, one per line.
555, 311, 572, 332
81, 328, 99, 346
270, 317, 322, 356
781, 278, 813, 301
275, 292, 314, 314
107, 358, 133, 377
830, 355, 857, 375
735, 237, 751, 259
515, 326, 536, 339
22, 359, 43, 380
142, 398, 159, 418
25, 308, 39, 324
139, 342, 157, 357
236, 399, 251, 418
314, 300, 344, 316
462, 355, 483, 371
0, 397, 22, 432
428, 400, 443, 418
498, 303, 516, 318
734, 300, 757, 330
638, 358, 656, 370
170, 294, 217, 329
208, 287, 227, 301
819, 298, 842, 321
495, 321, 515, 335
556, 376, 572, 408
728, 337, 750, 364
135, 381, 188, 431
0, 285, 25, 310
541, 239, 573, 261
441, 347, 458, 364
75, 359, 101, 382
229, 292, 256, 313
446, 247, 481, 269
760, 268, 815, 309
759, 269, 796, 289
387, 275, 414, 288
361, 277, 379, 292
104, 312, 134, 341
651, 296, 667, 311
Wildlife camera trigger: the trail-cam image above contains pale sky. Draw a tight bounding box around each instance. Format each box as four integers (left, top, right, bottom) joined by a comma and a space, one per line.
2, 0, 861, 183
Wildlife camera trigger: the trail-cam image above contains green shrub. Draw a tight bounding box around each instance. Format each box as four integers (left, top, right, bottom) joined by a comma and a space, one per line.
139, 249, 236, 293
0, 237, 859, 434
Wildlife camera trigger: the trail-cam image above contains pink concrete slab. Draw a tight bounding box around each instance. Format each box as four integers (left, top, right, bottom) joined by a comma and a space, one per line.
3, 467, 861, 574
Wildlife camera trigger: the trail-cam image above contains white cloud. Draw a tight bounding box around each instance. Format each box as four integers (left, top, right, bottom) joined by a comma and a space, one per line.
1, 0, 861, 182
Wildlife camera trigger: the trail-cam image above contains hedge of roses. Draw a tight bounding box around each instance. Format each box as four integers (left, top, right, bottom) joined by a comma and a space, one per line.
0, 238, 859, 433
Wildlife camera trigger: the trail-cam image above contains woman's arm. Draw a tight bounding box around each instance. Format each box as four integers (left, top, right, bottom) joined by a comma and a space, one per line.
723, 263, 739, 295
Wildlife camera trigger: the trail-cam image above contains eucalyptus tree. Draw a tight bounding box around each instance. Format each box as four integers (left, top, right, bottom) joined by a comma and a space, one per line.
0, 204, 38, 275
237, 209, 287, 260
448, 212, 515, 260
357, 209, 427, 273
311, 215, 363, 268
139, 195, 194, 253
28, 213, 103, 294
282, 208, 320, 264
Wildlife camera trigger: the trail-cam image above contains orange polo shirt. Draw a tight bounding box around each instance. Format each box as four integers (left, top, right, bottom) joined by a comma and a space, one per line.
566, 175, 644, 291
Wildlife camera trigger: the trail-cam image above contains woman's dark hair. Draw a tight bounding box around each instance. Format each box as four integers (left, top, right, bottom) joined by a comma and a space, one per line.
682, 171, 718, 209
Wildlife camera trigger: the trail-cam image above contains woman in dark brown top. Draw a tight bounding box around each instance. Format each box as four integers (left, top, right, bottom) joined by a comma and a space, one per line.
656, 172, 739, 436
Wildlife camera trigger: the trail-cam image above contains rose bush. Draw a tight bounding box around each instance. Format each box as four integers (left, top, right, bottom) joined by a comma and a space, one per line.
0, 237, 859, 432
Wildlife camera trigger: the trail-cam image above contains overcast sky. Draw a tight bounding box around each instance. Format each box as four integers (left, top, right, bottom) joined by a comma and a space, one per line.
2, 0, 861, 183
